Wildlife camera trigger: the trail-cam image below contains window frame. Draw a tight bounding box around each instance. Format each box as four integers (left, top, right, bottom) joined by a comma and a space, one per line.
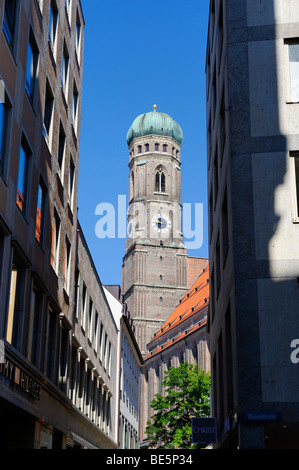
43, 79, 54, 144
285, 39, 299, 103
68, 155, 75, 211
46, 305, 59, 383
27, 284, 43, 367
57, 122, 66, 180
51, 209, 61, 273
155, 167, 166, 193
3, 0, 18, 52
6, 256, 27, 351
75, 8, 82, 64
290, 151, 299, 222
63, 236, 71, 293
48, 0, 58, 59
25, 28, 39, 106
65, 0, 72, 25
35, 177, 47, 246
72, 80, 79, 134
16, 135, 32, 218
61, 41, 69, 98
0, 89, 12, 179
35, 0, 43, 15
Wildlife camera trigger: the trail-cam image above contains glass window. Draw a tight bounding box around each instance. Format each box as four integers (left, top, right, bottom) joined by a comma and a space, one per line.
295, 157, 299, 214
65, 0, 72, 22
155, 167, 165, 192
46, 306, 58, 383
6, 267, 17, 344
61, 42, 69, 93
26, 31, 39, 103
288, 43, 299, 101
108, 342, 111, 375
94, 310, 98, 344
36, 0, 43, 14
43, 81, 54, 138
35, 179, 46, 244
0, 232, 4, 289
0, 94, 11, 176
75, 9, 81, 62
6, 262, 25, 350
64, 237, 71, 292
58, 123, 65, 170
59, 325, 68, 392
48, 1, 58, 50
3, 0, 16, 49
51, 210, 60, 271
27, 286, 43, 366
72, 81, 79, 130
292, 152, 299, 217
17, 139, 30, 214
68, 156, 75, 210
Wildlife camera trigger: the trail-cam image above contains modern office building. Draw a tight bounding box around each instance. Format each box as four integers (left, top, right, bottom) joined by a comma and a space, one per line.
206, 0, 299, 449
122, 106, 208, 355
71, 225, 120, 449
0, 0, 123, 449
139, 264, 210, 446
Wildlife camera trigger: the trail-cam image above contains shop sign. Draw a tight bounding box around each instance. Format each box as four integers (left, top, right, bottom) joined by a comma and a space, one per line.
242, 412, 281, 423
192, 417, 217, 444
0, 358, 41, 400
0, 340, 4, 363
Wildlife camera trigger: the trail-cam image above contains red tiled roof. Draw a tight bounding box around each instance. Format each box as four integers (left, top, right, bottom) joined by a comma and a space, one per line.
144, 266, 209, 360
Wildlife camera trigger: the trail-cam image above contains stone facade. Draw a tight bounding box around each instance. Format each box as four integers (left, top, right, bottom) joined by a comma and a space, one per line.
207, 0, 299, 449
122, 128, 189, 355
139, 266, 210, 446
122, 115, 207, 355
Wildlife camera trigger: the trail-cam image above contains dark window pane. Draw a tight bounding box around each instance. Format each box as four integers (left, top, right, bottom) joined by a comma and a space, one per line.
3, 0, 16, 48
17, 144, 29, 213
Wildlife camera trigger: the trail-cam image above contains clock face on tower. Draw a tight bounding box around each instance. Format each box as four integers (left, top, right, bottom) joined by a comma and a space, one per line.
152, 214, 171, 233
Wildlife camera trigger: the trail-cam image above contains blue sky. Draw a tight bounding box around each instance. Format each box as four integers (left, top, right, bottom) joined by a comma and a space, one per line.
78, 0, 210, 286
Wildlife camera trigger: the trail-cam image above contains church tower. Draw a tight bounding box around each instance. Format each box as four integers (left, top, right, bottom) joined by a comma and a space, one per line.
122, 106, 191, 355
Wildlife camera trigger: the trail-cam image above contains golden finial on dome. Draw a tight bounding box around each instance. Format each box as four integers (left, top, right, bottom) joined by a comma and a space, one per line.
153, 104, 157, 111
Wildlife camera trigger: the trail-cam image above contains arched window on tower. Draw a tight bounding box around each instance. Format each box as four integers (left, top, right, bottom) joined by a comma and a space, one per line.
155, 167, 165, 192
130, 171, 134, 200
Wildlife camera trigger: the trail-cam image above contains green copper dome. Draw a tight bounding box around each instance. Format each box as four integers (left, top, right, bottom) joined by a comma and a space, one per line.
126, 106, 183, 146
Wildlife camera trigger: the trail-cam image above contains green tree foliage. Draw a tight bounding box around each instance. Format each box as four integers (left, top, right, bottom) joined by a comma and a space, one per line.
146, 362, 211, 449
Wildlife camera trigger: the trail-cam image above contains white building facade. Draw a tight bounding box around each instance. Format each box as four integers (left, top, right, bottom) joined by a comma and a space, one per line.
103, 285, 143, 449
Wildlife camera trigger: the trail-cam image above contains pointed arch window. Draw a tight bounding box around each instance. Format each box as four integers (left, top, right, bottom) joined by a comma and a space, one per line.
155, 167, 165, 192
130, 171, 134, 200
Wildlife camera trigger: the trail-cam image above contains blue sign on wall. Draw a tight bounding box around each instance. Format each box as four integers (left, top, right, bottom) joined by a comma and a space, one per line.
242, 412, 281, 423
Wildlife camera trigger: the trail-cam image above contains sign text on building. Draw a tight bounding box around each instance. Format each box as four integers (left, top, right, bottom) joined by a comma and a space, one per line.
192, 417, 217, 444
0, 358, 41, 400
